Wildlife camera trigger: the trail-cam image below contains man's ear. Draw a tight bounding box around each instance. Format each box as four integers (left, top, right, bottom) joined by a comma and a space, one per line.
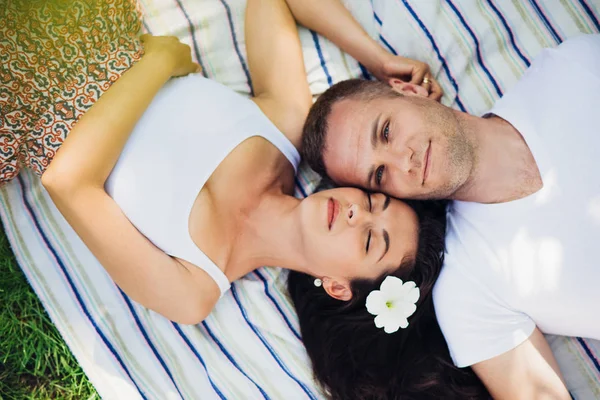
322, 277, 353, 301
388, 78, 429, 97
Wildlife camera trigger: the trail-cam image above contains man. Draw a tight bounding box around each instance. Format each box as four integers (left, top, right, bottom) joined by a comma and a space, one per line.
287, 1, 600, 399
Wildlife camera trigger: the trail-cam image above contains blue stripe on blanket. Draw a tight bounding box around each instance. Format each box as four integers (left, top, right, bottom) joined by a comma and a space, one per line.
359, 63, 372, 80
527, 0, 562, 43
577, 338, 600, 374
486, 0, 531, 67
578, 0, 600, 31
379, 34, 397, 56
446, 0, 503, 97
120, 289, 185, 399
295, 179, 308, 198
254, 270, 302, 340
172, 322, 227, 399
374, 11, 382, 26
202, 321, 270, 399
16, 175, 148, 399
173, 0, 208, 76
311, 30, 334, 86
231, 284, 317, 400
219, 0, 254, 95
397, 1, 467, 112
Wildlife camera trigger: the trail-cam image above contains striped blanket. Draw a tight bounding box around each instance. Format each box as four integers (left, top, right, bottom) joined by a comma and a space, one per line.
1, 0, 599, 399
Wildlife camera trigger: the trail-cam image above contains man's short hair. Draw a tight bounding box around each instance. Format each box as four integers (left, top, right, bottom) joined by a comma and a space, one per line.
302, 79, 402, 178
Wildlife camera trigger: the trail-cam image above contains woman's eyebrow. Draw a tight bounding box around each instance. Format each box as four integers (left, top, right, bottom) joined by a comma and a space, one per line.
378, 230, 390, 262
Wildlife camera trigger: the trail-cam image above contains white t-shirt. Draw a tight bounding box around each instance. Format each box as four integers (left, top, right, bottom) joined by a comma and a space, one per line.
433, 34, 600, 368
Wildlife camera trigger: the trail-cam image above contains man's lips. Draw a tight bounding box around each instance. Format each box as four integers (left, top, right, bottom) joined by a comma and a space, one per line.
328, 198, 340, 230
422, 141, 431, 185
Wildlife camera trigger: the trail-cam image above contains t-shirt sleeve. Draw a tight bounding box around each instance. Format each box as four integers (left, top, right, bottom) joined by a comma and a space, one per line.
433, 263, 536, 368
553, 34, 600, 81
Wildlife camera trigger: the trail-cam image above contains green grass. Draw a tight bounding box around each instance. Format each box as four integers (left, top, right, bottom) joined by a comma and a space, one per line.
0, 228, 98, 399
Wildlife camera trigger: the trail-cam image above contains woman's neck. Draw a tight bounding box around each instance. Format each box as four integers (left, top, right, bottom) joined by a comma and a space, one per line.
227, 192, 312, 280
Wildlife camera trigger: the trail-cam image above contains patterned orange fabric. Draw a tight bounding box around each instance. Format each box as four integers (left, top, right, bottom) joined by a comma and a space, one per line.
0, 0, 144, 184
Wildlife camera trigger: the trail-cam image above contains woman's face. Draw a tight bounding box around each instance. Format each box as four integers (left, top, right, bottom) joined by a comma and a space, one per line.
298, 188, 419, 284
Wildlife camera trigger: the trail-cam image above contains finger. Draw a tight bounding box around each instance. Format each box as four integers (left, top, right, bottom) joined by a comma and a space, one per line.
409, 66, 427, 85
420, 76, 432, 94
183, 62, 201, 75
428, 78, 443, 101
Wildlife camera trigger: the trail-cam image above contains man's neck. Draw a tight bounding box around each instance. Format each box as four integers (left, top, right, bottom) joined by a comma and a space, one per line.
452, 114, 542, 204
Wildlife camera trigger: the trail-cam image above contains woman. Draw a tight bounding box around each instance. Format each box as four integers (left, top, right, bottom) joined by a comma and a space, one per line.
288, 201, 488, 399
41, 0, 431, 324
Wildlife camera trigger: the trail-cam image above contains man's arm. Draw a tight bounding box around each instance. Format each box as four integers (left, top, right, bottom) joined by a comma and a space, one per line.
472, 328, 570, 400
246, 0, 312, 150
284, 0, 442, 100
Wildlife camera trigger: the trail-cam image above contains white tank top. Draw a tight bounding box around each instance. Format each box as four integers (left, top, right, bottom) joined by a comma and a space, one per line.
105, 75, 300, 296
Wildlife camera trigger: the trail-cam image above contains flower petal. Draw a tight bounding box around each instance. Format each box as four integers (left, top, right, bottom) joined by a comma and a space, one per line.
383, 321, 401, 334
405, 286, 420, 304
398, 318, 409, 330
380, 276, 404, 295
394, 302, 417, 319
374, 310, 395, 329
365, 290, 386, 315
389, 280, 416, 301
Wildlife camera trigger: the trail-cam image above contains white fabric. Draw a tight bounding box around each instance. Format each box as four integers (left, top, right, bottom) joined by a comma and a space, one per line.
105, 75, 300, 296
434, 34, 600, 368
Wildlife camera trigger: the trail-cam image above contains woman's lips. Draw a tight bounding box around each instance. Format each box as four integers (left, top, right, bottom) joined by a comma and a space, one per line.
328, 198, 340, 230
422, 141, 432, 185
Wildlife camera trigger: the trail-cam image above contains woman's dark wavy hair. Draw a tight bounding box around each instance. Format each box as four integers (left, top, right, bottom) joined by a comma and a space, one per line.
288, 200, 488, 399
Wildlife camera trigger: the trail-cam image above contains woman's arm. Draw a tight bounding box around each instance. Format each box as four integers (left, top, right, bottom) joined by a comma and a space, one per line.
284, 0, 442, 100
246, 0, 312, 150
42, 37, 216, 324
43, 35, 200, 188
473, 328, 570, 400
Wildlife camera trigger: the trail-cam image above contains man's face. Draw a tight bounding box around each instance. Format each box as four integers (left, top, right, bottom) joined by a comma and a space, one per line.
323, 94, 474, 200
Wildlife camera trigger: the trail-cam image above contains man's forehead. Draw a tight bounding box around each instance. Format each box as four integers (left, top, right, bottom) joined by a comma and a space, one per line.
325, 99, 373, 185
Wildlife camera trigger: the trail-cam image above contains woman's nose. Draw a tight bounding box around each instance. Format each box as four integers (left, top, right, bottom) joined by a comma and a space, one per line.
346, 203, 368, 227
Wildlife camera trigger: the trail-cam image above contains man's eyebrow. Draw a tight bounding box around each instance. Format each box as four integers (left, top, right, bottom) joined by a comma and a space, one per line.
371, 113, 381, 149
366, 114, 381, 188
367, 166, 375, 189
378, 229, 390, 262
383, 195, 391, 211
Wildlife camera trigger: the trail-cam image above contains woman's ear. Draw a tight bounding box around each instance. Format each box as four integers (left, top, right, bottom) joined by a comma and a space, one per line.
322, 277, 352, 301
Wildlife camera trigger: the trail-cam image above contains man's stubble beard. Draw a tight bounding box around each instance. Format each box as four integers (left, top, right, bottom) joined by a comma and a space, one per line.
425, 105, 475, 200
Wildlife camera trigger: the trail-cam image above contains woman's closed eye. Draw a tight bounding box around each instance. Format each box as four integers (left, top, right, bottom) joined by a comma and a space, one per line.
365, 192, 372, 253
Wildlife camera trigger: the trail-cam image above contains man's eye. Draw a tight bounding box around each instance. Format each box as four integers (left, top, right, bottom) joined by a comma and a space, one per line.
382, 122, 390, 142
366, 230, 372, 253
375, 166, 384, 186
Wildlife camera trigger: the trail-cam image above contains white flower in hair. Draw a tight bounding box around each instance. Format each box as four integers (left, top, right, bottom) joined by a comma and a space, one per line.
365, 276, 420, 334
